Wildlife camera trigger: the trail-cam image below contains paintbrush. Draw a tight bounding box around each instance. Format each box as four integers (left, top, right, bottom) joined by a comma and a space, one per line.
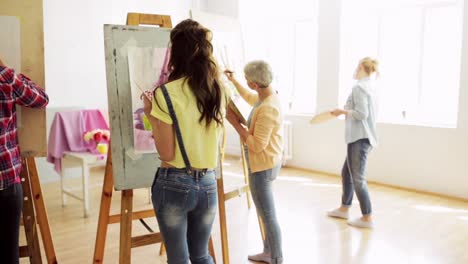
134, 82, 153, 100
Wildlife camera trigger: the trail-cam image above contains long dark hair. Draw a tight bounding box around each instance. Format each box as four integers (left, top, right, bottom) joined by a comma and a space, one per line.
158, 19, 223, 127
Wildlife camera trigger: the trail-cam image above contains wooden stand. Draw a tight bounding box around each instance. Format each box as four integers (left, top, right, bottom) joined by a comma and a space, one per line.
217, 135, 268, 264
20, 156, 57, 264
93, 12, 255, 264
215, 134, 253, 264
92, 149, 169, 263
93, 13, 216, 264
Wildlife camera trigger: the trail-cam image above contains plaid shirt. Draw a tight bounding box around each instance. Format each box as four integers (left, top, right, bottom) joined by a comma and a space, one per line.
0, 66, 49, 190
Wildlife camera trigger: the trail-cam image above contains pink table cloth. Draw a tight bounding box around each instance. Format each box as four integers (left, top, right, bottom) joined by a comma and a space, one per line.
47, 109, 109, 173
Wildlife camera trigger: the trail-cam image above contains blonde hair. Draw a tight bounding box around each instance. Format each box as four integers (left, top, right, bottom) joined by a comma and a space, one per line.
360, 57, 379, 76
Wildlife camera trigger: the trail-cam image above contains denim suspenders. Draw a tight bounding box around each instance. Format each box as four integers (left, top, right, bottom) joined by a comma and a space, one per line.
160, 84, 204, 177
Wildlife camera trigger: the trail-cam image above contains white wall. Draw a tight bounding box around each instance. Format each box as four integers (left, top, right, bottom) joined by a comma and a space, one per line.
285, 0, 468, 199
218, 0, 468, 199
200, 0, 239, 18
43, 0, 195, 109
39, 0, 197, 182
40, 0, 468, 199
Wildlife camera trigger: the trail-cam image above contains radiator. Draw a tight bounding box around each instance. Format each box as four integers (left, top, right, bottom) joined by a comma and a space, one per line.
282, 120, 293, 165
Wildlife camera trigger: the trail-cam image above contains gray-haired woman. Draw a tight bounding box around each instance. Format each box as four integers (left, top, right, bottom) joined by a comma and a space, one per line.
225, 60, 284, 264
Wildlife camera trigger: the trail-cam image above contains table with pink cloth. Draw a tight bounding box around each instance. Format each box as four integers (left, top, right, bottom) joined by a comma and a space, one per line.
47, 109, 109, 173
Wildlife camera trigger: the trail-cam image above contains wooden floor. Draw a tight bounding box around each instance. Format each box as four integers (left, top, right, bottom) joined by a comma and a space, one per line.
21, 156, 468, 264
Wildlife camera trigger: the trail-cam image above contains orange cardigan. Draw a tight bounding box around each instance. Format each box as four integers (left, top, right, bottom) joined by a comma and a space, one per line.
241, 91, 283, 173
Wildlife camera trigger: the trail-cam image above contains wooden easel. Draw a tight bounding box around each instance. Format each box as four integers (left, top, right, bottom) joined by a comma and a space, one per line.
93, 12, 254, 264
19, 155, 57, 264
93, 13, 216, 264
92, 148, 169, 264
216, 132, 253, 264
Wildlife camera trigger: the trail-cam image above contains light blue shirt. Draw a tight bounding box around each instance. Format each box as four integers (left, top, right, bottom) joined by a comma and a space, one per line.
344, 77, 378, 147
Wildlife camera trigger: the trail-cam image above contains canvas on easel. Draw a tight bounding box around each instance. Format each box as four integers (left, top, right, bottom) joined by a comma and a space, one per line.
190, 9, 251, 115
95, 13, 217, 264
128, 46, 170, 154
0, 16, 21, 70
190, 10, 244, 77
228, 99, 248, 125
0, 16, 23, 129
94, 14, 171, 264
104, 23, 169, 190
1, 1, 47, 157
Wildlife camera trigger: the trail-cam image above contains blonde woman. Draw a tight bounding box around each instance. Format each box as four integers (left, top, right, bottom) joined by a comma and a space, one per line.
327, 57, 379, 229
224, 60, 283, 264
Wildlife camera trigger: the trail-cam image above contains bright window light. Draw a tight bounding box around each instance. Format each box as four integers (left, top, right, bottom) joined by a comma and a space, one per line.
239, 0, 318, 114
340, 0, 464, 127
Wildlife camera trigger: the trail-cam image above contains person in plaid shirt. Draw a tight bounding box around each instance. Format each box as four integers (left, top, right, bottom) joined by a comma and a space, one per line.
0, 57, 49, 264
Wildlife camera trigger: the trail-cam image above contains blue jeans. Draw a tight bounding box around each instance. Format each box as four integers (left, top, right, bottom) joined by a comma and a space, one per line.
151, 168, 218, 264
249, 166, 283, 264
341, 138, 372, 215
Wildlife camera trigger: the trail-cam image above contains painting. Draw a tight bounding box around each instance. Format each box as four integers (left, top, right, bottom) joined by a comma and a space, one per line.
105, 25, 171, 190
127, 47, 170, 153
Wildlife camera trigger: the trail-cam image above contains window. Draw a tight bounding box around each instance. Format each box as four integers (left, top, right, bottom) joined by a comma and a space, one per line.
239, 0, 318, 114
340, 0, 464, 127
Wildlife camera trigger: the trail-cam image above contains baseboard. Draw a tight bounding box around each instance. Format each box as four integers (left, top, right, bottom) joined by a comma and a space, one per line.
286, 166, 468, 203
223, 155, 468, 202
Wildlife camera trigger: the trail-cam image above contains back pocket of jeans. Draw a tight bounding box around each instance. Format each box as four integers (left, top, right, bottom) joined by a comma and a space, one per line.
161, 185, 190, 212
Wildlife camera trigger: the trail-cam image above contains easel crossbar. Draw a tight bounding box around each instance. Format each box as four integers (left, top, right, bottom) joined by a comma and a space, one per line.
131, 233, 164, 248
109, 209, 155, 224
224, 185, 250, 201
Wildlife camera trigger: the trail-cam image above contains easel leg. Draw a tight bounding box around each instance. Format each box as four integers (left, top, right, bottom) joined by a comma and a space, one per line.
217, 175, 230, 264
21, 160, 42, 264
120, 189, 133, 264
159, 242, 166, 255
240, 145, 266, 240
93, 155, 113, 263
217, 129, 229, 263
208, 236, 217, 264
240, 144, 252, 209
26, 157, 57, 264
258, 216, 266, 241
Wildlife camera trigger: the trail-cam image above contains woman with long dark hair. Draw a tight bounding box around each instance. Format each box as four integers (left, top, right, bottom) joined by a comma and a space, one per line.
143, 19, 225, 264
